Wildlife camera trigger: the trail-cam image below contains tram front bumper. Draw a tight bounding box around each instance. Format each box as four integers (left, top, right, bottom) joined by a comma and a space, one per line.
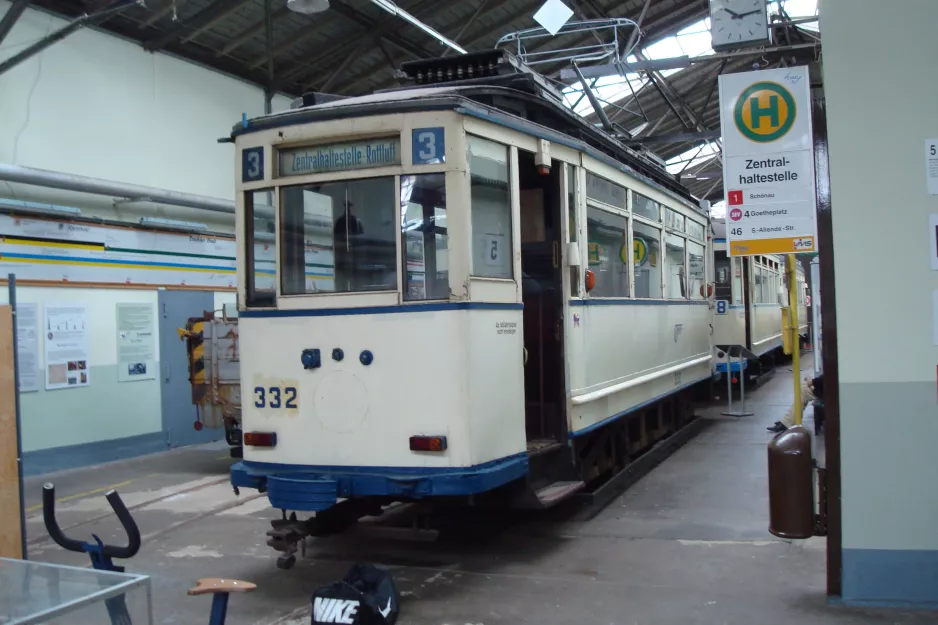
229, 454, 529, 512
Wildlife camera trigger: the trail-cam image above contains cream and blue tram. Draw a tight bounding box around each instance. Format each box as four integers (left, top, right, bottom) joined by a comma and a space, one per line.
711, 218, 808, 383
226, 51, 714, 567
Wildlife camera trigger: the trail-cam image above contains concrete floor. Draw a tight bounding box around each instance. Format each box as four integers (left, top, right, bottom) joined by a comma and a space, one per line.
21, 354, 938, 625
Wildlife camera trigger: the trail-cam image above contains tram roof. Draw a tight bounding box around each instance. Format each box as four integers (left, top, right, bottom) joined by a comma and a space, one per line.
228, 76, 707, 216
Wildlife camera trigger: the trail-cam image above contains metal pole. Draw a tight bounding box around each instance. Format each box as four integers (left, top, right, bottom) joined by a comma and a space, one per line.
721, 349, 753, 417
0, 163, 234, 214
725, 357, 732, 413
788, 254, 803, 425
0, 0, 142, 77
0, 0, 30, 48
9, 273, 26, 560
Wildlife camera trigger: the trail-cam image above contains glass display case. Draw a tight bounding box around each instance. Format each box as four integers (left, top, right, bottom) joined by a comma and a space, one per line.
0, 557, 152, 625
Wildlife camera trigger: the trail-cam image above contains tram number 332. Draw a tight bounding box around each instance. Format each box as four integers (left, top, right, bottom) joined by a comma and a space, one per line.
254, 385, 297, 409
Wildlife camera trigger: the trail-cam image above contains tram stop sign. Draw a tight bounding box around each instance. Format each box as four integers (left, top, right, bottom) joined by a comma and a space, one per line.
311, 564, 400, 625
717, 66, 818, 257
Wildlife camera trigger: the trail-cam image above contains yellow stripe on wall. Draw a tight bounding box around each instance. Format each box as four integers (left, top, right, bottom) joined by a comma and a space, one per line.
1, 237, 105, 251
0, 256, 237, 274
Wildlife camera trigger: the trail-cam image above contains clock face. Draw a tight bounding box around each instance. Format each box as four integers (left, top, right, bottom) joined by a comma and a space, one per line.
709, 0, 769, 48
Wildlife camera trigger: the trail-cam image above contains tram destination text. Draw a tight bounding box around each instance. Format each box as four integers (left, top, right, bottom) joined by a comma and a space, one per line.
279, 139, 401, 177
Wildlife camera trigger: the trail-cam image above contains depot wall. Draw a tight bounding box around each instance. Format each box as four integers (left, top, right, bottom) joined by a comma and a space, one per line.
821, 0, 938, 607
0, 0, 290, 473
0, 0, 292, 226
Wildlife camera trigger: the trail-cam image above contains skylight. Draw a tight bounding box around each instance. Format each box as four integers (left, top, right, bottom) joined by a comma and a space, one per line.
561, 0, 818, 127
559, 0, 817, 212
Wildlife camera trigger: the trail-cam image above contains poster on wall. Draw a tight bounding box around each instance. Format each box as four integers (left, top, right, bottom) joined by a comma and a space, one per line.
15, 302, 40, 393
44, 303, 90, 390
116, 303, 156, 382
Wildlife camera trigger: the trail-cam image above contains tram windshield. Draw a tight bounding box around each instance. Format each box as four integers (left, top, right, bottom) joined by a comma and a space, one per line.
280, 177, 397, 295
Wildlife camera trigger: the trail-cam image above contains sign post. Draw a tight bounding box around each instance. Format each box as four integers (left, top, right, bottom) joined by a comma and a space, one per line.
719, 66, 817, 426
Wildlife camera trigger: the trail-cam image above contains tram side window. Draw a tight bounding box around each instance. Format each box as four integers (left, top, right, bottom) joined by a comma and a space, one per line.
401, 173, 448, 301
586, 206, 629, 297
665, 208, 685, 233
280, 177, 397, 295
754, 264, 764, 303
632, 192, 661, 221
714, 251, 731, 300
687, 241, 706, 300
468, 136, 512, 279
632, 221, 662, 298
244, 189, 277, 307
664, 233, 686, 299
586, 172, 626, 209
686, 219, 705, 241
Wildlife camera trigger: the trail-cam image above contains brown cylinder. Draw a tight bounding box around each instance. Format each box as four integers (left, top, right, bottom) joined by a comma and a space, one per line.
767, 424, 814, 539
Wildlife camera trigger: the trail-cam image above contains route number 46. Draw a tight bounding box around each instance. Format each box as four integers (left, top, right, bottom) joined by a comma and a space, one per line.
254, 385, 297, 409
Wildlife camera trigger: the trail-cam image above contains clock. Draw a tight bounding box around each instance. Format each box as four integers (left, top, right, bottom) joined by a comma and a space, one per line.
708, 0, 771, 51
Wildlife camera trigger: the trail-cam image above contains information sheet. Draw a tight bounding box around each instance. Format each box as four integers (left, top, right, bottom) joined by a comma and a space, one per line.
15, 302, 40, 393
44, 303, 90, 390
116, 303, 156, 382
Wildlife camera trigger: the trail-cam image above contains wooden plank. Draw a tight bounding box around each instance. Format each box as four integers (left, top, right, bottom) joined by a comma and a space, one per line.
0, 305, 23, 559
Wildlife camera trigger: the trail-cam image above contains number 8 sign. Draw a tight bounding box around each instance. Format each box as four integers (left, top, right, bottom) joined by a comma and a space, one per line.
715, 300, 728, 315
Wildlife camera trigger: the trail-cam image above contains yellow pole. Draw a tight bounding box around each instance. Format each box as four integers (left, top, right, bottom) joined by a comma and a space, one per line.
787, 254, 802, 426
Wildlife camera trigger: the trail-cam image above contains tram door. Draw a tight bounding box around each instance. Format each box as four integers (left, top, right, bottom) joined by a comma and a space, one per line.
518, 150, 566, 448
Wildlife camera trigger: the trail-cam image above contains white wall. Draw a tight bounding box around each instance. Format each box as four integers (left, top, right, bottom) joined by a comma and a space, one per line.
0, 1, 292, 457
0, 287, 161, 451
0, 0, 292, 230
821, 0, 938, 606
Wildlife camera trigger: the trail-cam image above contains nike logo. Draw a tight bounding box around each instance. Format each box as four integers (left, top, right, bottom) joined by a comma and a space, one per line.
378, 597, 392, 619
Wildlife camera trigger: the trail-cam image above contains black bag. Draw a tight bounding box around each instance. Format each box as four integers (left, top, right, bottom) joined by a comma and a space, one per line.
311, 564, 400, 625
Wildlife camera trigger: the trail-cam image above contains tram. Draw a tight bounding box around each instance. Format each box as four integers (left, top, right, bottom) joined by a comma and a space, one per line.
711, 218, 808, 384
226, 49, 716, 568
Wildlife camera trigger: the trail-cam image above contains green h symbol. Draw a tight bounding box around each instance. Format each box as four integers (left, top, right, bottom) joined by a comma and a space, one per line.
749, 94, 779, 128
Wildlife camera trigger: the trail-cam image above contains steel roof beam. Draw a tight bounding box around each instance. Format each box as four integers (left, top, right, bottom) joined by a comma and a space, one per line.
625, 129, 720, 145
296, 1, 441, 92
137, 0, 189, 29
143, 0, 250, 52
245, 16, 336, 70
268, 0, 440, 90
441, 0, 488, 57
0, 0, 29, 47
215, 4, 289, 58
318, 0, 558, 95
181, 0, 249, 44
0, 0, 140, 76
329, 1, 435, 59
336, 0, 697, 97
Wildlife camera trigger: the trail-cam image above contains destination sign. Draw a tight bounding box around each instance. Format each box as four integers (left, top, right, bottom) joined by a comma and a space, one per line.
718, 66, 818, 256
278, 138, 401, 177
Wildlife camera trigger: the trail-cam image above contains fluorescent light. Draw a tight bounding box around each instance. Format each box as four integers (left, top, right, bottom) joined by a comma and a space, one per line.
287, 0, 329, 14
0, 198, 81, 215
139, 216, 207, 231
369, 0, 467, 55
